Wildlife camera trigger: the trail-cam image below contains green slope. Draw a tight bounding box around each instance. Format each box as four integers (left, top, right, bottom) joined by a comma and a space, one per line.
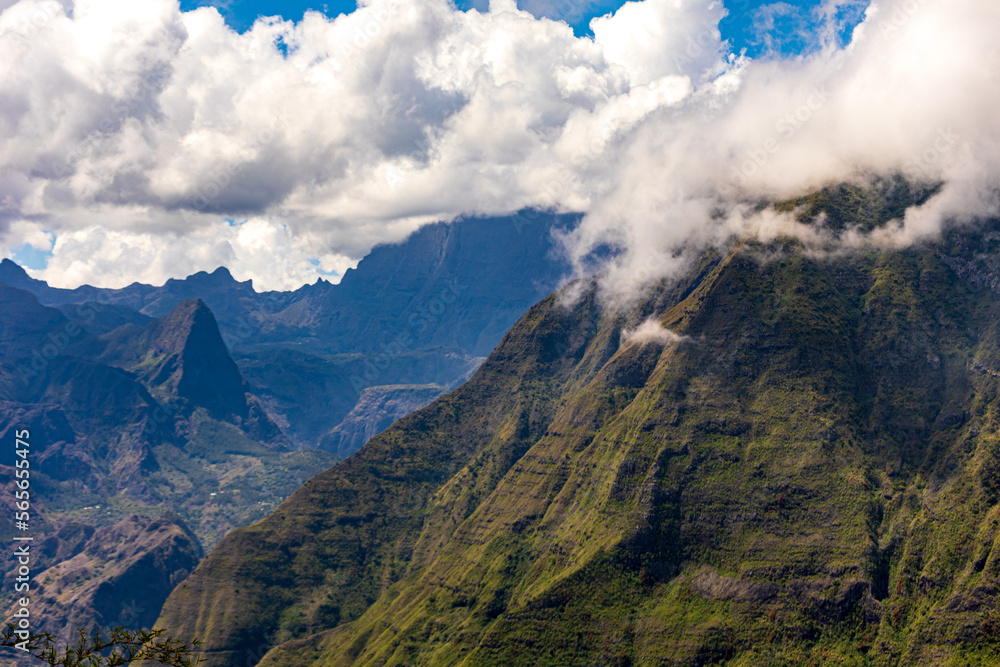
156, 185, 1000, 666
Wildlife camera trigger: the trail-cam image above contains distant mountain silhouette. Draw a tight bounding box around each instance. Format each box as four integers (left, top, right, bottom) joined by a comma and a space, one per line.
5, 211, 579, 450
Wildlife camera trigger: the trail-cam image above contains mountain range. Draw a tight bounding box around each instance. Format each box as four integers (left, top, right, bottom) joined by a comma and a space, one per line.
152, 179, 1000, 665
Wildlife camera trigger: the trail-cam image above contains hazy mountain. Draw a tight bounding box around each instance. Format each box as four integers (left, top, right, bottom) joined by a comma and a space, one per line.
319, 384, 447, 460
156, 182, 1000, 665
3, 211, 578, 454
0, 290, 338, 638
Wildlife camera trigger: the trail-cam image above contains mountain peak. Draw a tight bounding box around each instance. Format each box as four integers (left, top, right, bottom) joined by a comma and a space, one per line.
160, 266, 248, 293
0, 258, 37, 290
146, 299, 248, 418
149, 299, 214, 352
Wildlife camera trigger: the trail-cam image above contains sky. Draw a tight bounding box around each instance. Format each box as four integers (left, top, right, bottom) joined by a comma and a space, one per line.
177, 0, 851, 53
1, 0, 998, 293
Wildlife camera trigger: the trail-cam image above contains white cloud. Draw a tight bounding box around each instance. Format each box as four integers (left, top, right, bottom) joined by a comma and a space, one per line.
0, 0, 997, 294
591, 0, 728, 84
7, 218, 353, 291
562, 0, 1000, 304
621, 318, 685, 346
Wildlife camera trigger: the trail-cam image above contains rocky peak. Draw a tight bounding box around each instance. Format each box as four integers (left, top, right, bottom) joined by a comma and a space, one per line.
145, 299, 249, 419
0, 258, 35, 290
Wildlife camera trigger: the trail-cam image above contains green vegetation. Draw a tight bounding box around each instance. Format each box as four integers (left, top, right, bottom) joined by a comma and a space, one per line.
157, 184, 1000, 666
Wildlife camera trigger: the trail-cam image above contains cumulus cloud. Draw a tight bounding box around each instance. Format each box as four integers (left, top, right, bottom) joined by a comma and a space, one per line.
0, 0, 998, 293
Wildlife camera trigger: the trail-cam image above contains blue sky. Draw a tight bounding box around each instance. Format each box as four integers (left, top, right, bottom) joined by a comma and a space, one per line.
178, 0, 866, 57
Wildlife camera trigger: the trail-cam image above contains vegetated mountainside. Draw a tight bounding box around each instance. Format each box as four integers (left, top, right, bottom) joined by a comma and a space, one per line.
0, 211, 577, 646
157, 182, 1000, 666
1, 211, 577, 454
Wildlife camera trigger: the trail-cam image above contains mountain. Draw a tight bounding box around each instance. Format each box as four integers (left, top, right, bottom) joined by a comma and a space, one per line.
0, 289, 339, 639
4, 211, 578, 455
0, 259, 269, 324
155, 184, 1000, 666
0, 211, 578, 644
319, 384, 447, 459
23, 515, 202, 644
282, 212, 580, 357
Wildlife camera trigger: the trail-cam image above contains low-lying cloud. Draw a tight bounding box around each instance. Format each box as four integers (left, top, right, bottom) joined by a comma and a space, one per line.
0, 0, 997, 291
621, 318, 686, 346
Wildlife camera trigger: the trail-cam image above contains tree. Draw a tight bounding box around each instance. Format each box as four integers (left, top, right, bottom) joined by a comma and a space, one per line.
0, 624, 203, 666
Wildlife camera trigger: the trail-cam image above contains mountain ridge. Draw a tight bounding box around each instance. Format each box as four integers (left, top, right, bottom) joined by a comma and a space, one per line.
1, 211, 583, 646
154, 186, 1000, 666
4, 212, 579, 453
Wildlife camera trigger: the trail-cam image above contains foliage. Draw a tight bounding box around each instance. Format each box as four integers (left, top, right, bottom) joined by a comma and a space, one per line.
0, 624, 202, 666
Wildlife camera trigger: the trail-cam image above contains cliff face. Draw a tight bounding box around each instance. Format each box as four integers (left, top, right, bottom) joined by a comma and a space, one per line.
319, 385, 447, 459
156, 191, 1000, 665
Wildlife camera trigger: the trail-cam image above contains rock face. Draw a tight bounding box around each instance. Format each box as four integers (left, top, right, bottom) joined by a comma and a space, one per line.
143, 299, 251, 420
21, 515, 202, 642
156, 189, 1000, 665
320, 385, 447, 459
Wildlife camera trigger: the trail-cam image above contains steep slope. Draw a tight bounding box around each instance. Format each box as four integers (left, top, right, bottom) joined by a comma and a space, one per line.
154, 280, 612, 666
26, 515, 202, 643
157, 205, 1000, 666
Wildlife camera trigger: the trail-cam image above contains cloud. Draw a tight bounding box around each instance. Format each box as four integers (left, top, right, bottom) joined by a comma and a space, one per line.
562, 0, 1000, 304
621, 318, 686, 346
0, 0, 997, 294
0, 217, 354, 290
